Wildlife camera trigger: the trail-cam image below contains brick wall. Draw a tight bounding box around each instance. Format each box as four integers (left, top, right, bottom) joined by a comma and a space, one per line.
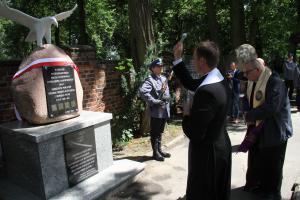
0, 60, 19, 123
0, 45, 123, 124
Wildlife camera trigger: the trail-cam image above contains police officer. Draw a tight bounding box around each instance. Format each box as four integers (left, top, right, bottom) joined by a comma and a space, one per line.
139, 58, 171, 161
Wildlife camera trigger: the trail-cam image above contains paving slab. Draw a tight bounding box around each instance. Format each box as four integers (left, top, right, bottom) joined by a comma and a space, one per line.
111, 111, 300, 200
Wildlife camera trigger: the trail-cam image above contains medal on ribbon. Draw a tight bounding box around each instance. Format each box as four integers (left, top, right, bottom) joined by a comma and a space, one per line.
255, 90, 263, 101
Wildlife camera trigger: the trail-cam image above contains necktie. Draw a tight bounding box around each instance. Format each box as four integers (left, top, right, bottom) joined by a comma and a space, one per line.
250, 82, 257, 109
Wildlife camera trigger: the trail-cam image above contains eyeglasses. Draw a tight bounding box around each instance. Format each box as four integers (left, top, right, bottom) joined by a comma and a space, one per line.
243, 68, 257, 76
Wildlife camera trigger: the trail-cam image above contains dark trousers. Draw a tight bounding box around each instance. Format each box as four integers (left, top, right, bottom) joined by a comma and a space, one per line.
259, 141, 287, 196
285, 80, 294, 100
296, 88, 300, 109
231, 92, 240, 118
246, 142, 261, 188
246, 141, 287, 196
150, 117, 166, 140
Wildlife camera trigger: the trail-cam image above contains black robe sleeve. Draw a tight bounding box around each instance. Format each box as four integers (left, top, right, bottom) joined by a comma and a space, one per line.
182, 91, 217, 142
172, 61, 202, 92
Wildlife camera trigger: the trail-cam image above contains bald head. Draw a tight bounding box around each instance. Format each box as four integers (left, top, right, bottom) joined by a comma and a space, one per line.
248, 59, 264, 71
257, 58, 265, 67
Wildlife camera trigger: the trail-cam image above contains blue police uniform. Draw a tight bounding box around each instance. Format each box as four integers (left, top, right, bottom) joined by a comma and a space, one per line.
139, 58, 171, 161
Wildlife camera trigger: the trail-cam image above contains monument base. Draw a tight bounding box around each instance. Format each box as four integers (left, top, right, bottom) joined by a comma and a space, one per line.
0, 159, 145, 200
0, 111, 145, 200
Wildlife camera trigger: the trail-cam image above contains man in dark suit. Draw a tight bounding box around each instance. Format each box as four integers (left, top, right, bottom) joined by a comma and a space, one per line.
283, 53, 297, 100
293, 59, 300, 111
226, 61, 241, 123
242, 56, 293, 200
173, 41, 231, 200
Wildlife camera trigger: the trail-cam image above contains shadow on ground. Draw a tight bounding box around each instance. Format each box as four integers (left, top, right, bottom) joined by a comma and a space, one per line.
114, 156, 153, 162
227, 122, 247, 133
231, 187, 263, 200
108, 181, 162, 200
175, 187, 265, 200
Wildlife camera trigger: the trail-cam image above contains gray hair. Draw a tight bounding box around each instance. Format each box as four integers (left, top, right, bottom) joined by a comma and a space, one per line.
235, 44, 257, 65
235, 44, 265, 71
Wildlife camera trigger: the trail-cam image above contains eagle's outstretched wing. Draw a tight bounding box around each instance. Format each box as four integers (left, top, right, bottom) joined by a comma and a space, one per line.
54, 4, 77, 21
0, 0, 38, 28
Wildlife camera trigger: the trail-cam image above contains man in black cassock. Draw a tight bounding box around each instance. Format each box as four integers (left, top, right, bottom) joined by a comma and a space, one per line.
173, 41, 231, 200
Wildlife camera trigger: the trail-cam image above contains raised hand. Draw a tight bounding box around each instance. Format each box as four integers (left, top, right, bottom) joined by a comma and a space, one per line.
173, 42, 183, 60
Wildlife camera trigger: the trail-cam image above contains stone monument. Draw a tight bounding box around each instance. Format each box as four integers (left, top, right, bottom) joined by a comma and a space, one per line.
11, 44, 83, 124
0, 2, 144, 200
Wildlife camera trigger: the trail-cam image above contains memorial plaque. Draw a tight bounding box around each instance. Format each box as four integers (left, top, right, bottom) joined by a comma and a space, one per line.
64, 126, 98, 186
42, 66, 78, 118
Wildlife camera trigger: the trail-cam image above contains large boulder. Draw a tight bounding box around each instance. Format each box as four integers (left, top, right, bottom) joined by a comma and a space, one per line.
11, 44, 83, 124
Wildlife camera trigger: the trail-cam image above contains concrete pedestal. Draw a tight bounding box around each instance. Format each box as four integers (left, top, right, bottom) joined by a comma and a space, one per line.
0, 111, 144, 200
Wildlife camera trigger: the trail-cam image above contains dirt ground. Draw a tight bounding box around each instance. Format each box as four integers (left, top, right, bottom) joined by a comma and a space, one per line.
113, 120, 183, 160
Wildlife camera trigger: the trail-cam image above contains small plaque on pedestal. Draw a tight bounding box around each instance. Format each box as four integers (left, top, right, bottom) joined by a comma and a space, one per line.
42, 66, 78, 118
63, 126, 98, 186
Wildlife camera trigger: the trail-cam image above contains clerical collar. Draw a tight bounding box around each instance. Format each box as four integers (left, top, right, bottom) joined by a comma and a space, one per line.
199, 67, 224, 88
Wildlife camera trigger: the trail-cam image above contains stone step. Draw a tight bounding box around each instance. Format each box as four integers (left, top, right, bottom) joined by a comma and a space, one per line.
0, 159, 145, 200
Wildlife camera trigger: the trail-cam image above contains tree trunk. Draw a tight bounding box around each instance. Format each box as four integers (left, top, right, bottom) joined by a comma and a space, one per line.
128, 0, 154, 136
204, 0, 219, 44
128, 0, 154, 70
55, 26, 61, 46
289, 0, 300, 57
249, 0, 263, 56
230, 0, 246, 48
52, 1, 61, 46
77, 0, 89, 44
138, 106, 151, 137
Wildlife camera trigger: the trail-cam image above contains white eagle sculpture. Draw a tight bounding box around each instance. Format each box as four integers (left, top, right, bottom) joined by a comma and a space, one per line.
0, 0, 77, 47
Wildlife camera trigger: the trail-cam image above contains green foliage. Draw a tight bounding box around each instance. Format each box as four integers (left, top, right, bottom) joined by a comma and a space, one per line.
0, 0, 124, 59
111, 45, 159, 145
115, 58, 134, 71
257, 0, 298, 58
152, 0, 208, 52
0, 19, 12, 59
86, 0, 118, 59
0, 0, 298, 62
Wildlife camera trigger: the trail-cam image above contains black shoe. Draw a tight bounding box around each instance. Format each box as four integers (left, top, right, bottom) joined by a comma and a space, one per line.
151, 138, 165, 162
158, 136, 171, 158
153, 152, 165, 161
159, 150, 171, 158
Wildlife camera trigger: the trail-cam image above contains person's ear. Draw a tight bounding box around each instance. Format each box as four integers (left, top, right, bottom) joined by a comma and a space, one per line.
199, 57, 206, 66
